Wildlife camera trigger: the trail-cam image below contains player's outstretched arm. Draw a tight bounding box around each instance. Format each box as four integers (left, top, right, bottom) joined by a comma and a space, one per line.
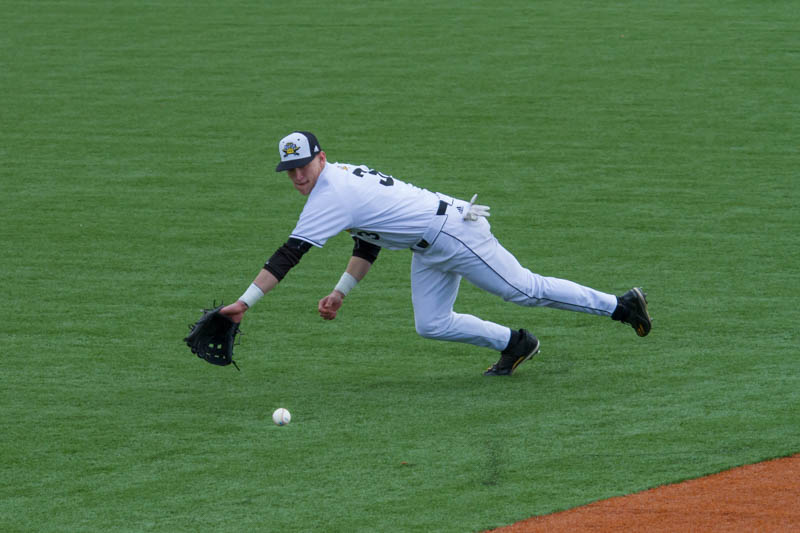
318, 256, 372, 320
221, 238, 312, 323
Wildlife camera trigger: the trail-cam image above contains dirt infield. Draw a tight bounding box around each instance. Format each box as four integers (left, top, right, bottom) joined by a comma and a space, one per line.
489, 454, 800, 532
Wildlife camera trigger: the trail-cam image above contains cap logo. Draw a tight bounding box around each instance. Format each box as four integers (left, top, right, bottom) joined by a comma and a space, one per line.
283, 142, 302, 158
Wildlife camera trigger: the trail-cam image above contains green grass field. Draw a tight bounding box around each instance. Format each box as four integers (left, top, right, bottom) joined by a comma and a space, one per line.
2, 1, 798, 531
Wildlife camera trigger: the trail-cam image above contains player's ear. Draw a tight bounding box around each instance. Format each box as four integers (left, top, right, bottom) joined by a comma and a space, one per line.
318, 151, 326, 164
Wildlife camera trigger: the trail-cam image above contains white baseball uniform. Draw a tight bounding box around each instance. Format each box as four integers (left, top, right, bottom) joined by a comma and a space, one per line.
290, 162, 618, 351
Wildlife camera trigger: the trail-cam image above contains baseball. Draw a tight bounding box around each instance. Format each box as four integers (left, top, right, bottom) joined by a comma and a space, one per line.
272, 408, 291, 426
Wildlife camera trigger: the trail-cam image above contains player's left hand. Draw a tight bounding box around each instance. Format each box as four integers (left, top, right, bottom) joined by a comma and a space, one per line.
220, 300, 248, 323
318, 292, 344, 320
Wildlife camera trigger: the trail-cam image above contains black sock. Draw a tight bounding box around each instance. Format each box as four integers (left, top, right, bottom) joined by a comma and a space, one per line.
611, 298, 627, 321
502, 329, 521, 353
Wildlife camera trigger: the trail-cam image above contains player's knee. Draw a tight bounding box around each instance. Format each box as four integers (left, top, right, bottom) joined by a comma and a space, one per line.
414, 315, 453, 340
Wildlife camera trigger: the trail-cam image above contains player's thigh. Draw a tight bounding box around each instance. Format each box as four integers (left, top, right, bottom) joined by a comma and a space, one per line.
455, 233, 534, 302
410, 254, 462, 325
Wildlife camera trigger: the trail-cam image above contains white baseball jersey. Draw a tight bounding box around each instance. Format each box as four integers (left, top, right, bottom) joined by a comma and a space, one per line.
290, 162, 441, 250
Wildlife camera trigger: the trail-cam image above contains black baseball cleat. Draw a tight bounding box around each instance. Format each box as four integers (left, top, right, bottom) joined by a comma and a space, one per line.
616, 287, 652, 337
484, 329, 540, 376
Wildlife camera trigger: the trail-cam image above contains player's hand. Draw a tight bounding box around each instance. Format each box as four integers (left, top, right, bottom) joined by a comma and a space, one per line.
318, 291, 344, 320
220, 300, 248, 323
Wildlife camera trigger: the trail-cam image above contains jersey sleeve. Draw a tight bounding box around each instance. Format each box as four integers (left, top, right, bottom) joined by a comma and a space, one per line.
289, 182, 353, 247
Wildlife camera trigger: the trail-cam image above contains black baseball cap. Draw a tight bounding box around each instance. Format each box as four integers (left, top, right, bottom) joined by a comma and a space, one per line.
275, 131, 322, 172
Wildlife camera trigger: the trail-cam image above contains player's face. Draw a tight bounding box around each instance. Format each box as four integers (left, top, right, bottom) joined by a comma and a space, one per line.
287, 152, 326, 196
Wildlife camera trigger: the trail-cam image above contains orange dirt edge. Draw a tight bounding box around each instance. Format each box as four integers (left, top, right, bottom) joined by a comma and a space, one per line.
488, 454, 800, 532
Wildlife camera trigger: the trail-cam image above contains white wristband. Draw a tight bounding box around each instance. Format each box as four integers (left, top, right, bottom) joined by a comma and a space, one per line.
334, 272, 358, 297
239, 283, 264, 308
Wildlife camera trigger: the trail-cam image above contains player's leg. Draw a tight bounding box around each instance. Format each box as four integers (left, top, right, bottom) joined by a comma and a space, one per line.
450, 219, 652, 334
441, 218, 618, 316
410, 253, 511, 351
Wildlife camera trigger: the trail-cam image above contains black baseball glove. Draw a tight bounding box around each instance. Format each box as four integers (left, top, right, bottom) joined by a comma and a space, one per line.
184, 304, 241, 370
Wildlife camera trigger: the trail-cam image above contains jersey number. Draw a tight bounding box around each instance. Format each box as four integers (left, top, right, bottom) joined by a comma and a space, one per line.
352, 167, 394, 187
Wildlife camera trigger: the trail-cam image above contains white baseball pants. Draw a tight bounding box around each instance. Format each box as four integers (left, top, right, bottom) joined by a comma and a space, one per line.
410, 201, 617, 351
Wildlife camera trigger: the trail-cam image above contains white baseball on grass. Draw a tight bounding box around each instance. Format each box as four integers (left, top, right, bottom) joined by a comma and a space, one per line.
272, 408, 291, 426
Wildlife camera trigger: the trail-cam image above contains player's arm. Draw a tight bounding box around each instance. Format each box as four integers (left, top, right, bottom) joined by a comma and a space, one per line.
221, 238, 312, 322
318, 237, 381, 320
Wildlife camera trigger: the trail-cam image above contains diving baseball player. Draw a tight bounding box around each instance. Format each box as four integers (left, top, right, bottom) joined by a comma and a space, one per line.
220, 131, 652, 376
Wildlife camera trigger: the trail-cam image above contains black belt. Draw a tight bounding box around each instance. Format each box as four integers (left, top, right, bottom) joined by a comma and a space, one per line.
415, 200, 448, 250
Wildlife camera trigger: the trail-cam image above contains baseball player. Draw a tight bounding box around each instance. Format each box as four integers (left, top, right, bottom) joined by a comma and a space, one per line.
220, 131, 651, 376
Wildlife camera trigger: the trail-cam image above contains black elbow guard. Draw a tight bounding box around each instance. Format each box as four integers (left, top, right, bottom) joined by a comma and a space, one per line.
264, 238, 312, 281
352, 237, 381, 264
